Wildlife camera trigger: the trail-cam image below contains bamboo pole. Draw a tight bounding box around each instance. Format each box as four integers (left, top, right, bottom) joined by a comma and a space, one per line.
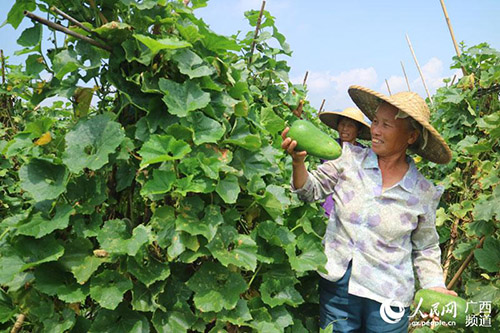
10, 314, 25, 333
1, 50, 5, 86
248, 1, 266, 64
447, 236, 485, 290
450, 74, 457, 85
405, 34, 432, 104
443, 218, 460, 280
302, 71, 309, 86
400, 61, 411, 91
385, 79, 392, 96
24, 11, 112, 52
439, 0, 466, 76
319, 99, 326, 112
51, 6, 108, 43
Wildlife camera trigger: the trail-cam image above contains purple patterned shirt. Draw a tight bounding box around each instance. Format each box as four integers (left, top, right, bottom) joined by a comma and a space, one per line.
292, 143, 446, 306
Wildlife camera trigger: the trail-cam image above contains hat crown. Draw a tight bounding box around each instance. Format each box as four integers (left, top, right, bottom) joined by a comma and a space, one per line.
391, 91, 430, 122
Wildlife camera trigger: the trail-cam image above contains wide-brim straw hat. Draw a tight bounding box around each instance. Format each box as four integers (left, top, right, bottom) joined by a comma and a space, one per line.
319, 107, 371, 140
348, 85, 452, 164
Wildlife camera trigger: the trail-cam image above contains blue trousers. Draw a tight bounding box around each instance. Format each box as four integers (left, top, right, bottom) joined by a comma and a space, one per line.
319, 261, 410, 332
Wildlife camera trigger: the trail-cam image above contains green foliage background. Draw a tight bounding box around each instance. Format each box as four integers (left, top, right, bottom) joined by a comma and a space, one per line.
0, 0, 498, 332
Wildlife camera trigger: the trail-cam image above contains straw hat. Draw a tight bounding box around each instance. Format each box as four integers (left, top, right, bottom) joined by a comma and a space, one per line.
348, 85, 452, 164
319, 107, 371, 140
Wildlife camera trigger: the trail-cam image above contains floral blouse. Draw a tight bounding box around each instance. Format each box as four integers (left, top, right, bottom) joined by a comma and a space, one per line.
292, 143, 446, 306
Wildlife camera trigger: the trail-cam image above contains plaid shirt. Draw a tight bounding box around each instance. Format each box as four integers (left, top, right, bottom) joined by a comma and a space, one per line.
292, 143, 446, 306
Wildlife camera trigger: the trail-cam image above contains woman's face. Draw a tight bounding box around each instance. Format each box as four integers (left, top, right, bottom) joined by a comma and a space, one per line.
337, 117, 359, 144
370, 103, 418, 158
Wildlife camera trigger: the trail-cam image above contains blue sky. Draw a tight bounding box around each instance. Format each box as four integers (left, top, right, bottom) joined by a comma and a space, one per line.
2, 0, 500, 110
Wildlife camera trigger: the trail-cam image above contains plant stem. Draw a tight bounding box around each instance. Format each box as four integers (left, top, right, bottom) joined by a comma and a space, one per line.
247, 264, 261, 288
447, 235, 485, 289
248, 0, 266, 64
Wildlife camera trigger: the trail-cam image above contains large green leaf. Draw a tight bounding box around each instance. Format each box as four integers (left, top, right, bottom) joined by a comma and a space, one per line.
138, 134, 191, 168
34, 263, 89, 303
140, 168, 176, 196
53, 49, 81, 80
159, 78, 211, 117
216, 174, 240, 204
152, 309, 194, 333
127, 252, 170, 287
63, 115, 125, 173
59, 238, 108, 284
16, 204, 74, 238
176, 205, 223, 242
19, 158, 69, 202
89, 304, 150, 332
17, 23, 42, 47
97, 219, 152, 256
286, 233, 327, 273
6, 0, 36, 29
173, 49, 215, 79
206, 225, 257, 271
224, 118, 262, 151
474, 236, 500, 272
188, 111, 225, 145
90, 270, 133, 310
260, 270, 304, 307
134, 34, 191, 57
0, 290, 15, 324
186, 261, 247, 312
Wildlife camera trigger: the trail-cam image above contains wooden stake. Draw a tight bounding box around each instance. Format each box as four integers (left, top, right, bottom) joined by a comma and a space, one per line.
447, 236, 485, 290
1, 50, 5, 86
183, 0, 190, 5
450, 74, 457, 85
439, 0, 466, 76
302, 71, 309, 86
406, 34, 432, 104
24, 11, 112, 52
443, 218, 460, 280
10, 314, 25, 333
319, 99, 326, 112
248, 1, 266, 64
51, 6, 108, 43
385, 79, 392, 96
400, 61, 411, 91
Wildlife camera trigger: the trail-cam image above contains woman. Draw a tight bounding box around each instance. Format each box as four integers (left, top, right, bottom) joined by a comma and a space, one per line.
282, 86, 457, 332
318, 107, 371, 218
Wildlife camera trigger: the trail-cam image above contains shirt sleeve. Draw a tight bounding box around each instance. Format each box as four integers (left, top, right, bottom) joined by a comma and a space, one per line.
411, 185, 446, 289
291, 143, 350, 203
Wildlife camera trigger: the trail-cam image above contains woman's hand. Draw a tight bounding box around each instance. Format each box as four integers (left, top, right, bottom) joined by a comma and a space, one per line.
281, 127, 307, 164
423, 287, 458, 328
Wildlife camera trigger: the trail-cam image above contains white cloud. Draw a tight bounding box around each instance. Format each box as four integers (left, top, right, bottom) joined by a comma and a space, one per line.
292, 67, 378, 110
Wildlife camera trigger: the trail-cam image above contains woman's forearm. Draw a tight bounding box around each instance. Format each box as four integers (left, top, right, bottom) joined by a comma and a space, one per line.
292, 160, 308, 189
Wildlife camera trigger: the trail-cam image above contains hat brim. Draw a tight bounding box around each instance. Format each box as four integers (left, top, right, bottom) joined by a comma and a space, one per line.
319, 112, 371, 140
348, 85, 452, 164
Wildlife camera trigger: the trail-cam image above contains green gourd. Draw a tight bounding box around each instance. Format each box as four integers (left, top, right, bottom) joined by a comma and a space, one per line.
287, 120, 342, 160
414, 289, 472, 326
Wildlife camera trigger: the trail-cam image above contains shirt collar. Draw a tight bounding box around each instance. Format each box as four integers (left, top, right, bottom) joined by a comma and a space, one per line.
362, 149, 419, 193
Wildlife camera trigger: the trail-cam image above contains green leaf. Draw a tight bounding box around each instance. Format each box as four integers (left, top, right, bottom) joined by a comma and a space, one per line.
17, 204, 74, 238
152, 309, 194, 333
63, 115, 125, 173
207, 225, 257, 271
474, 236, 500, 272
90, 270, 133, 310
17, 23, 42, 47
19, 158, 69, 202
34, 263, 89, 303
286, 233, 327, 273
260, 270, 304, 307
159, 78, 211, 117
97, 219, 152, 256
93, 21, 133, 44
18, 236, 65, 270
138, 134, 191, 168
42, 308, 76, 333
186, 261, 247, 312
53, 49, 81, 80
59, 237, 108, 285
219, 299, 253, 326
6, 0, 36, 29
66, 174, 107, 214
176, 205, 223, 242
140, 168, 176, 196
188, 112, 225, 145
134, 34, 191, 57
224, 118, 262, 151
0, 290, 15, 324
25, 54, 45, 77
473, 193, 500, 221
127, 253, 170, 287
131, 281, 163, 312
261, 106, 285, 134
215, 174, 240, 204
89, 304, 150, 332
173, 49, 215, 79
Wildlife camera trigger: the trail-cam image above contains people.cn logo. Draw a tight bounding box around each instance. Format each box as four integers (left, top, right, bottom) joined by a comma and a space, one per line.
379, 299, 406, 324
